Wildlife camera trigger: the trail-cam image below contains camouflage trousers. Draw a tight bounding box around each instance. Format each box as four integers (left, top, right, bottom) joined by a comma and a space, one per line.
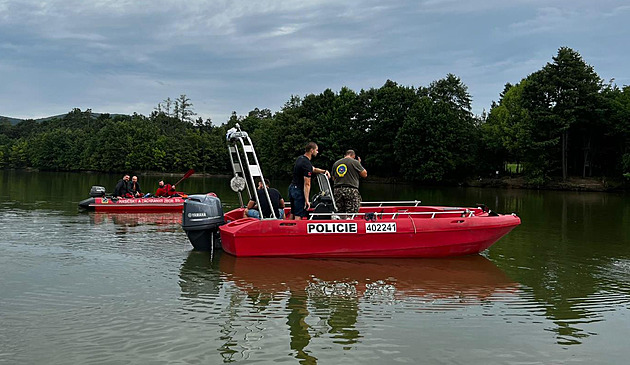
334, 186, 362, 213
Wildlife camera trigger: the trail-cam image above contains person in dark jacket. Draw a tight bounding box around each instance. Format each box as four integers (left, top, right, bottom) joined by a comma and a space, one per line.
113, 175, 131, 198
129, 176, 142, 197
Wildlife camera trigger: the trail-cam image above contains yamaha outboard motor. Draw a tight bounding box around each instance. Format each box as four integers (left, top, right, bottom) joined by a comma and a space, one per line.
89, 186, 106, 197
78, 186, 107, 210
182, 193, 225, 250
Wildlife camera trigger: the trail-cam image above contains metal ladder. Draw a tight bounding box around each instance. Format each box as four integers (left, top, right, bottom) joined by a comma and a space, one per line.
226, 124, 277, 219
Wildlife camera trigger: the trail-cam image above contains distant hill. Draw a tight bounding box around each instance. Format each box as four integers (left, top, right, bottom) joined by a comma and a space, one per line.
1, 113, 126, 125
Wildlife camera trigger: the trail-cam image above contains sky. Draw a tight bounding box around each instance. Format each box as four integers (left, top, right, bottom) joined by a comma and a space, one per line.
1, 0, 629, 123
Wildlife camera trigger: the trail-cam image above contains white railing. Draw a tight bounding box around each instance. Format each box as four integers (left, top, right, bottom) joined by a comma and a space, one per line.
360, 200, 422, 207
307, 209, 475, 220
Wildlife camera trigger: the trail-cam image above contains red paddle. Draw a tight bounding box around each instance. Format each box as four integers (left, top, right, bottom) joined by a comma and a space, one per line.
173, 169, 195, 187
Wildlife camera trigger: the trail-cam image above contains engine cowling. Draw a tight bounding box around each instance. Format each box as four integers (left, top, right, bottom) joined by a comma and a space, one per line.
182, 193, 225, 250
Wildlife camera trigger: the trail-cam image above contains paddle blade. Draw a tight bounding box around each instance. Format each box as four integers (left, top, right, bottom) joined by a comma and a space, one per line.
174, 169, 195, 187
182, 169, 195, 179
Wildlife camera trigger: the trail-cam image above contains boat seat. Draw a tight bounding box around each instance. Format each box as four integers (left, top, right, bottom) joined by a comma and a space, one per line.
311, 194, 336, 220
315, 174, 338, 211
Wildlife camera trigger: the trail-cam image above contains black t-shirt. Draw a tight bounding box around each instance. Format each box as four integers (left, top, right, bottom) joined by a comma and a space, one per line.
250, 188, 283, 218
291, 155, 313, 189
113, 179, 130, 196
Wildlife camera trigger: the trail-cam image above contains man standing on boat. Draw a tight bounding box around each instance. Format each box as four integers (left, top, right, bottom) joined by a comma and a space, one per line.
289, 142, 330, 220
113, 174, 131, 198
332, 150, 367, 213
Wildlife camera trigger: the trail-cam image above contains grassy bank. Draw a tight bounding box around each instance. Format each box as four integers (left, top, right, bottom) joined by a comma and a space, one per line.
467, 176, 626, 192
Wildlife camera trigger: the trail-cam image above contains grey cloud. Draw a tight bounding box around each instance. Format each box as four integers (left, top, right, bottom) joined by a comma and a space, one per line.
1, 0, 629, 120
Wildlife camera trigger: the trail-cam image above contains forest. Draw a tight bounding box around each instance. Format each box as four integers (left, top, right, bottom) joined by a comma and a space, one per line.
1, 47, 629, 186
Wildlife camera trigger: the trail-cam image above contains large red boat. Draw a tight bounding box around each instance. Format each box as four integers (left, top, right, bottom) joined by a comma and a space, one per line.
218, 204, 520, 258
182, 124, 521, 258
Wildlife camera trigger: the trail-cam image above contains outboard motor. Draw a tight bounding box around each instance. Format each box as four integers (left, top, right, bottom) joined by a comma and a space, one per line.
182, 193, 225, 250
89, 186, 106, 197
78, 186, 106, 210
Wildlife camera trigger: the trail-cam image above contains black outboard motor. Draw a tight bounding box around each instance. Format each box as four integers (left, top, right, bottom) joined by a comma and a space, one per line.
78, 186, 107, 210
182, 193, 225, 250
90, 186, 106, 197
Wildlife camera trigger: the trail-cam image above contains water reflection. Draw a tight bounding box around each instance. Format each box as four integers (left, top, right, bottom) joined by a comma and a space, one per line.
3, 170, 630, 361
87, 212, 182, 233
179, 252, 517, 363
216, 254, 516, 303
89, 212, 182, 227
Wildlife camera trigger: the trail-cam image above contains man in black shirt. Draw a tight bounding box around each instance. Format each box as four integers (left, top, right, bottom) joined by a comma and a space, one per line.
288, 142, 330, 219
113, 175, 131, 198
244, 179, 285, 219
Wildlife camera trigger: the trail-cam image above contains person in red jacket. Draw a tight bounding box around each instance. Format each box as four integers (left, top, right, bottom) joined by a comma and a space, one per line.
156, 180, 176, 197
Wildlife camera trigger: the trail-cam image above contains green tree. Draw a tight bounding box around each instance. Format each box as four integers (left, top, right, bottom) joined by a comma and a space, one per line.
522, 47, 602, 180
482, 81, 532, 174
395, 75, 477, 182
174, 94, 196, 123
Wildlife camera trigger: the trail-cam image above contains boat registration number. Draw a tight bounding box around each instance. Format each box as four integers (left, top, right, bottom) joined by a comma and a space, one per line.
365, 222, 396, 233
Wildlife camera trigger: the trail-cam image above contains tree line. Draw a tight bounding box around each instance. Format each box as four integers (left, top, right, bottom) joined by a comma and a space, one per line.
1, 47, 629, 185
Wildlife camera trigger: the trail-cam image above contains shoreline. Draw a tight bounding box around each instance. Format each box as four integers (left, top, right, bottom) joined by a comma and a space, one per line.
5, 168, 627, 192
465, 176, 626, 192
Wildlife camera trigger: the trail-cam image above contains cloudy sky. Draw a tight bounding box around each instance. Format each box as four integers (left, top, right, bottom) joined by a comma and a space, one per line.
1, 0, 628, 123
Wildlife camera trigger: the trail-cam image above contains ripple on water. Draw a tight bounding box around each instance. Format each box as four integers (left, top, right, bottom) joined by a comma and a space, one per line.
3, 204, 630, 363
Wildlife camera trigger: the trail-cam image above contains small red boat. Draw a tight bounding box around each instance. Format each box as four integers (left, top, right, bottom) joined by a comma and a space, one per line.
182, 124, 521, 258
79, 185, 187, 212
79, 195, 185, 212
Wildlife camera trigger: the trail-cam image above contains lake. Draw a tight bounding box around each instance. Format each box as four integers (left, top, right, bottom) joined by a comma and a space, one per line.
1, 170, 629, 364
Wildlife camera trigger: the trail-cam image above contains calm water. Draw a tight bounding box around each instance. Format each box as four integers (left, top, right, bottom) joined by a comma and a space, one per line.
1, 171, 629, 364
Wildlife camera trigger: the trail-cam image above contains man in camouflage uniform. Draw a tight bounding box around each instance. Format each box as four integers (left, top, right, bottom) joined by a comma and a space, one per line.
332, 150, 367, 213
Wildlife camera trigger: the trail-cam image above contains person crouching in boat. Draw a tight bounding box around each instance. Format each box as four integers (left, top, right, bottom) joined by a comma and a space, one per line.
129, 176, 142, 197
244, 179, 285, 219
288, 142, 330, 220
332, 150, 367, 214
156, 180, 176, 197
113, 174, 133, 198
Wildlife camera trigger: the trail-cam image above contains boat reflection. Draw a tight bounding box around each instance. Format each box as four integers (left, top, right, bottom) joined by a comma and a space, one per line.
89, 212, 182, 229
218, 253, 517, 305
179, 252, 517, 362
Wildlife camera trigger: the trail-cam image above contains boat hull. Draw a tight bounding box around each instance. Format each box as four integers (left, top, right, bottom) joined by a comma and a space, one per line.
79, 197, 185, 213
219, 207, 521, 258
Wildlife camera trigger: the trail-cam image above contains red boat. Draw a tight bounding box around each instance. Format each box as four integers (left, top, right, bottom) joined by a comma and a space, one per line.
79, 195, 186, 212
182, 124, 521, 258
218, 204, 520, 258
